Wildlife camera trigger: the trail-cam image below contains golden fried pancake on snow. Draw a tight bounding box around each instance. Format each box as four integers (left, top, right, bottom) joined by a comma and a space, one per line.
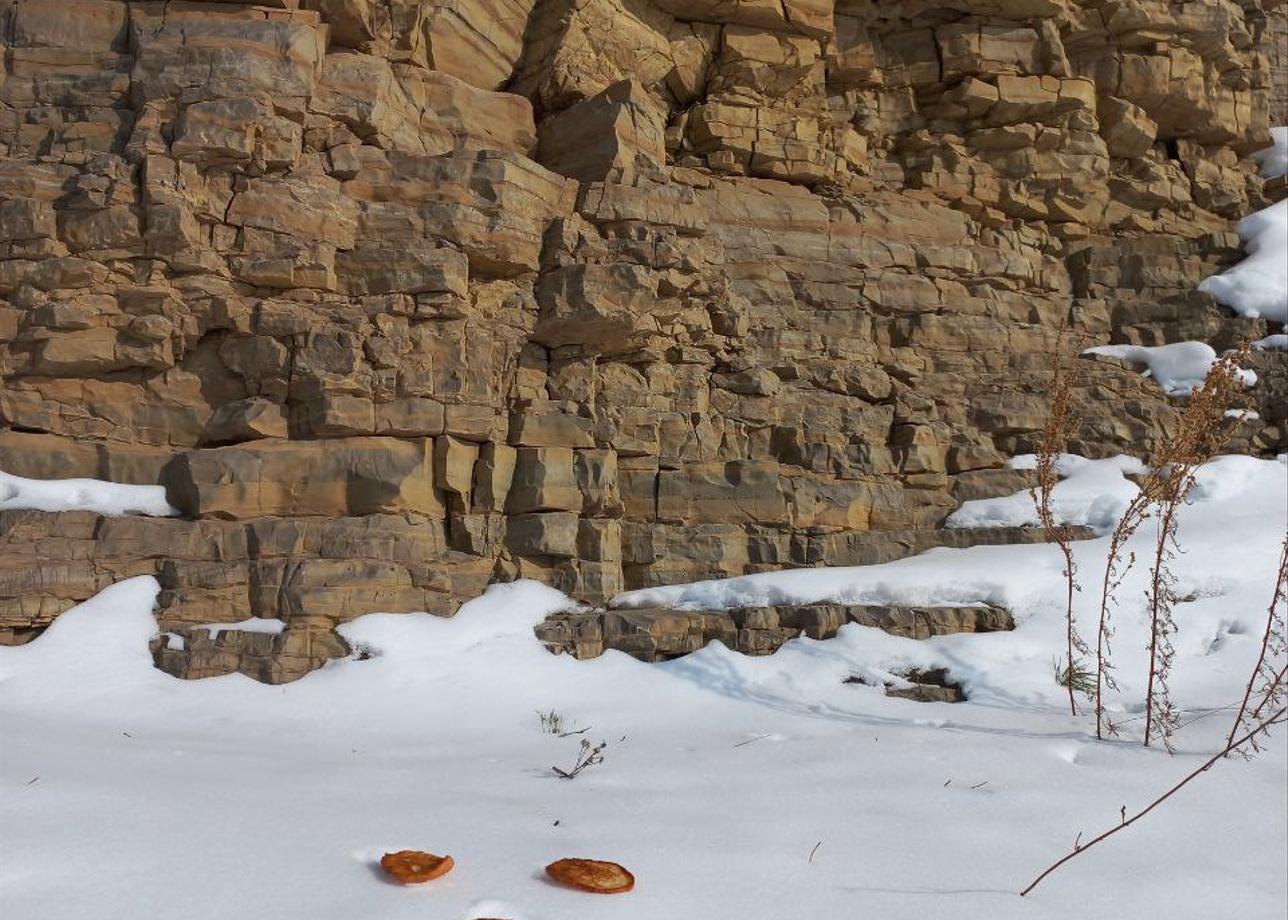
380, 850, 454, 884
544, 857, 635, 894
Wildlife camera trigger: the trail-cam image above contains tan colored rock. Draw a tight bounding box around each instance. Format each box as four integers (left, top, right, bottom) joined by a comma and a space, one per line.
434, 435, 479, 502
508, 447, 583, 514
1098, 95, 1158, 158
395, 66, 537, 154
162, 438, 444, 519
375, 398, 446, 437
652, 0, 831, 39
422, 0, 538, 91
511, 0, 674, 110
507, 511, 579, 558
473, 442, 517, 512
534, 263, 659, 352
1, 0, 1284, 676
537, 80, 666, 186
204, 399, 288, 444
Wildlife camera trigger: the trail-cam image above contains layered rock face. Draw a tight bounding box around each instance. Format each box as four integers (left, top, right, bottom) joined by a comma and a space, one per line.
1, 0, 1285, 677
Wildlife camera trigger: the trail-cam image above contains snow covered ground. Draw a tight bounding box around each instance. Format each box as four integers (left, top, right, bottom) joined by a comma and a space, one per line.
2, 454, 1285, 920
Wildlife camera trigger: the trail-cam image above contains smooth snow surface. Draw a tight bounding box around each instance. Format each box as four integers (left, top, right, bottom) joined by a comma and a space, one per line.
945, 454, 1145, 535
1197, 198, 1288, 324
1251, 126, 1288, 179
3, 456, 1283, 920
1082, 340, 1257, 395
1253, 333, 1288, 351
0, 470, 176, 517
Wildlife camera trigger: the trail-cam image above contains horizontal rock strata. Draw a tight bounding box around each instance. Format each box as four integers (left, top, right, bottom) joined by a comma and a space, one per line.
536, 602, 1015, 661
0, 0, 1285, 679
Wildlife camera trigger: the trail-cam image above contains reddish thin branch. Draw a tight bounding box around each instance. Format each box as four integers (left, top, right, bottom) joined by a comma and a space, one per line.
1020, 706, 1287, 897
1227, 539, 1288, 751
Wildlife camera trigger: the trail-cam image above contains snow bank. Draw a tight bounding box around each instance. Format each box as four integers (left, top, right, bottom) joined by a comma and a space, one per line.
945, 454, 1144, 534
1197, 198, 1288, 323
1, 456, 1285, 920
1082, 340, 1256, 395
1252, 333, 1287, 351
1251, 125, 1288, 179
1187, 452, 1288, 503
0, 470, 177, 517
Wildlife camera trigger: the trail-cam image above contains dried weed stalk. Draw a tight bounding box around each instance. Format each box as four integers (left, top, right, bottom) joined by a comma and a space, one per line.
1031, 336, 1089, 715
552, 738, 607, 780
1091, 487, 1149, 739
1139, 347, 1251, 749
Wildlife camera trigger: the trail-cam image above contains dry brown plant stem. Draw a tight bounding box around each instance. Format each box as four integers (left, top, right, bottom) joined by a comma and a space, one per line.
1032, 333, 1085, 715
1139, 349, 1249, 748
1092, 488, 1150, 739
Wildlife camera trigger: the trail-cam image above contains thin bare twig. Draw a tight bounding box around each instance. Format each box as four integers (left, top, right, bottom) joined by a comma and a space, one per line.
1021, 706, 1287, 896
1227, 538, 1288, 753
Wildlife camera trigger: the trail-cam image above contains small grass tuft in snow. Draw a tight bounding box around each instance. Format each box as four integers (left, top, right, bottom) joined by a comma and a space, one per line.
537, 708, 566, 734
1054, 656, 1096, 696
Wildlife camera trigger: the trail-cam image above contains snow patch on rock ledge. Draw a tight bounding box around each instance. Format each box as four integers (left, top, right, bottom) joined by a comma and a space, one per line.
946, 454, 1145, 535
1082, 340, 1257, 395
0, 470, 177, 517
1251, 125, 1288, 179
1197, 198, 1288, 324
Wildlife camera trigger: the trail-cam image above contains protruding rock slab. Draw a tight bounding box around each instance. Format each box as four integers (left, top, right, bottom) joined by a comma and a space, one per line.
535, 602, 1014, 662
151, 623, 350, 684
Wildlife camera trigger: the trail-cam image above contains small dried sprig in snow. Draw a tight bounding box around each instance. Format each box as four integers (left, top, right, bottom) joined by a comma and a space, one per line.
552, 738, 607, 780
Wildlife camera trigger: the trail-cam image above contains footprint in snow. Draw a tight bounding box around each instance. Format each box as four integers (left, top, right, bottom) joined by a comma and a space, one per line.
1050, 741, 1084, 764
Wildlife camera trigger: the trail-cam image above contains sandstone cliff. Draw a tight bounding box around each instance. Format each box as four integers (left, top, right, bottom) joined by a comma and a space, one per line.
0, 0, 1284, 680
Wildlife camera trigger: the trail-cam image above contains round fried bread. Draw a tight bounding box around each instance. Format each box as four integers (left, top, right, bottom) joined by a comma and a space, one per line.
380, 850, 454, 884
545, 857, 634, 894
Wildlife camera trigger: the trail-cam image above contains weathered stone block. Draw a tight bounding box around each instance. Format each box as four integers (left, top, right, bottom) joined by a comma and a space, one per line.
434, 435, 479, 500
509, 410, 595, 448
537, 79, 666, 185
162, 438, 444, 519
507, 447, 582, 514
577, 518, 622, 562
473, 442, 517, 512
574, 449, 622, 516
506, 511, 579, 558
203, 399, 288, 444
375, 398, 446, 437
